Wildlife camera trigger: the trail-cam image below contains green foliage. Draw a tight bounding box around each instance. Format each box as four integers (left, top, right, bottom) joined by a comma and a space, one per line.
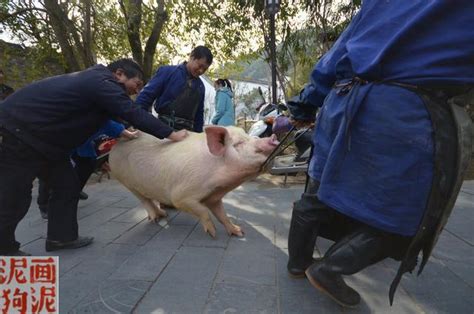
0, 0, 360, 90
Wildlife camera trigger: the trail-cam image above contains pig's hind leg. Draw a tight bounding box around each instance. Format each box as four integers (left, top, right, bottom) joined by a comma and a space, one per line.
207, 200, 244, 237
129, 189, 167, 222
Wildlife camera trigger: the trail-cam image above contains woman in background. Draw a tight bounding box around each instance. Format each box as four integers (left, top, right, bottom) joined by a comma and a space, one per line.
211, 78, 234, 126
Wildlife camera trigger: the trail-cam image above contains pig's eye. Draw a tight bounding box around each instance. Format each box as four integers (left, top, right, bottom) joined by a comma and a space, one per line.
233, 140, 244, 147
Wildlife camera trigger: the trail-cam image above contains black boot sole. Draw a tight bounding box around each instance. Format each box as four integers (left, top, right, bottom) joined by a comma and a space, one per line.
305, 268, 359, 308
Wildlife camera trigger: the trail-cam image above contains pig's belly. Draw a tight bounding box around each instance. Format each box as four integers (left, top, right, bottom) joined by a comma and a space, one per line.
123, 162, 174, 204
110, 147, 172, 204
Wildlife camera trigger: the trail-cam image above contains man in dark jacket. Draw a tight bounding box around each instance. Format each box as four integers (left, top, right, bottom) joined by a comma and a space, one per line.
135, 45, 213, 132
0, 59, 187, 256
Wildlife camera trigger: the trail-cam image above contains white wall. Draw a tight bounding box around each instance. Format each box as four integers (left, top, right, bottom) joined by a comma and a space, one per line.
200, 76, 216, 125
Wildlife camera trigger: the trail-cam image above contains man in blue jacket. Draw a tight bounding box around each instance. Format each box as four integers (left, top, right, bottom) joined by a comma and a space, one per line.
135, 45, 213, 132
286, 1, 473, 307
0, 59, 187, 256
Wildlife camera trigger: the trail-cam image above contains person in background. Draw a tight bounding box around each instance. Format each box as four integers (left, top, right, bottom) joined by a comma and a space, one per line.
37, 120, 138, 219
135, 45, 213, 132
0, 70, 14, 100
211, 78, 235, 126
286, 0, 473, 308
0, 58, 187, 256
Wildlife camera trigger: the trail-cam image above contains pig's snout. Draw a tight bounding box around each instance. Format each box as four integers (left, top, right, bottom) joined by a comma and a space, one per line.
257, 134, 279, 155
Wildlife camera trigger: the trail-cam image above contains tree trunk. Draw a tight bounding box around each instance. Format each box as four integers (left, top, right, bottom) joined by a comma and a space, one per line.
120, 0, 144, 67
43, 0, 81, 72
143, 0, 167, 81
82, 0, 96, 66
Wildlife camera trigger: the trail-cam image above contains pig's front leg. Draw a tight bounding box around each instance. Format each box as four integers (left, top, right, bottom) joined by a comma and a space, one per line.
207, 200, 244, 237
174, 198, 217, 238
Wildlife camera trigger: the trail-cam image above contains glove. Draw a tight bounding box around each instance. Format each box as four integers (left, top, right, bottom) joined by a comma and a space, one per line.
286, 94, 317, 123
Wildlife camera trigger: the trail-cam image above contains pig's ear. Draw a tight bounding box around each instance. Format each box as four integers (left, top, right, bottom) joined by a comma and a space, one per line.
205, 126, 229, 157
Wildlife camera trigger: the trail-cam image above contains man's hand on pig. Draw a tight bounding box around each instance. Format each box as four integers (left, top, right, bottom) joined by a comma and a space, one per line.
167, 129, 188, 142
120, 129, 139, 140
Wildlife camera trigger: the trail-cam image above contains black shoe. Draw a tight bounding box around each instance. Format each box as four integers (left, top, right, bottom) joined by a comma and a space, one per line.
45, 236, 94, 252
1, 249, 32, 256
306, 263, 360, 307
40, 210, 48, 220
79, 191, 89, 200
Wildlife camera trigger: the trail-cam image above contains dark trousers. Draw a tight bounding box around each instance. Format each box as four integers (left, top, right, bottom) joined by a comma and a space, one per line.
71, 154, 97, 191
36, 154, 96, 217
0, 128, 80, 254
37, 177, 50, 213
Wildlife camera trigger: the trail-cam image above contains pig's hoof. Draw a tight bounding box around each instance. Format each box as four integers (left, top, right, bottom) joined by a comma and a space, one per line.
204, 226, 217, 238
207, 228, 217, 238
227, 224, 244, 237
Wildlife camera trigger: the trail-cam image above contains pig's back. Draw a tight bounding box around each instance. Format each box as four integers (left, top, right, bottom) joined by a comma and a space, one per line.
109, 131, 218, 203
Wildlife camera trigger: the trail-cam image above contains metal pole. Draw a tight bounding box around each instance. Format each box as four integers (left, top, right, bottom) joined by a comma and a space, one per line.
269, 12, 277, 106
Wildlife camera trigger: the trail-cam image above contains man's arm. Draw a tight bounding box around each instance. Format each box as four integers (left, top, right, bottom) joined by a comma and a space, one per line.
95, 79, 174, 139
135, 67, 168, 110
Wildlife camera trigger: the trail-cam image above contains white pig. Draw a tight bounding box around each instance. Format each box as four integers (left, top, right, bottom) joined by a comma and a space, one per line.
109, 126, 279, 237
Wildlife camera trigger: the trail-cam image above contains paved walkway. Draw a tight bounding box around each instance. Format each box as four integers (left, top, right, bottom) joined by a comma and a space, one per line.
17, 176, 474, 313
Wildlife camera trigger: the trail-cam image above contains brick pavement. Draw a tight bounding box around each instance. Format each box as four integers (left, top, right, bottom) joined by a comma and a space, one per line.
15, 177, 474, 313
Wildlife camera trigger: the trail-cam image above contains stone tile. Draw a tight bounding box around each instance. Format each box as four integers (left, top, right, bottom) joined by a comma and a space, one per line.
77, 196, 126, 219
460, 180, 474, 193
112, 196, 141, 209
79, 206, 131, 232
70, 280, 152, 313
146, 224, 195, 251
431, 231, 474, 287
111, 206, 149, 223
183, 221, 231, 248
446, 192, 474, 245
113, 219, 162, 246
276, 249, 343, 313
87, 221, 138, 244
110, 225, 194, 282
344, 264, 420, 313
58, 243, 139, 312
228, 223, 275, 251
168, 211, 199, 225
216, 228, 276, 286
135, 246, 224, 313
109, 247, 176, 282
8, 178, 474, 314
396, 257, 474, 314
204, 281, 277, 314
275, 221, 289, 249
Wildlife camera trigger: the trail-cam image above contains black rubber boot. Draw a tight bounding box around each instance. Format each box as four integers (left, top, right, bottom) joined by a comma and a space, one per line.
287, 179, 328, 278
305, 228, 388, 307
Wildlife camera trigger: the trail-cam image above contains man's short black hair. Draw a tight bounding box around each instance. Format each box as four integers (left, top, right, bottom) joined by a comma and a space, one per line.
107, 59, 144, 80
190, 46, 213, 65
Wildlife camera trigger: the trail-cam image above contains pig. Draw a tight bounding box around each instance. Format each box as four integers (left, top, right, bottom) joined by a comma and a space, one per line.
109, 126, 279, 237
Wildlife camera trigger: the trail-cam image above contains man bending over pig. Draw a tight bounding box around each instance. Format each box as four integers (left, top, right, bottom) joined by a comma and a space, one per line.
0, 59, 187, 256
